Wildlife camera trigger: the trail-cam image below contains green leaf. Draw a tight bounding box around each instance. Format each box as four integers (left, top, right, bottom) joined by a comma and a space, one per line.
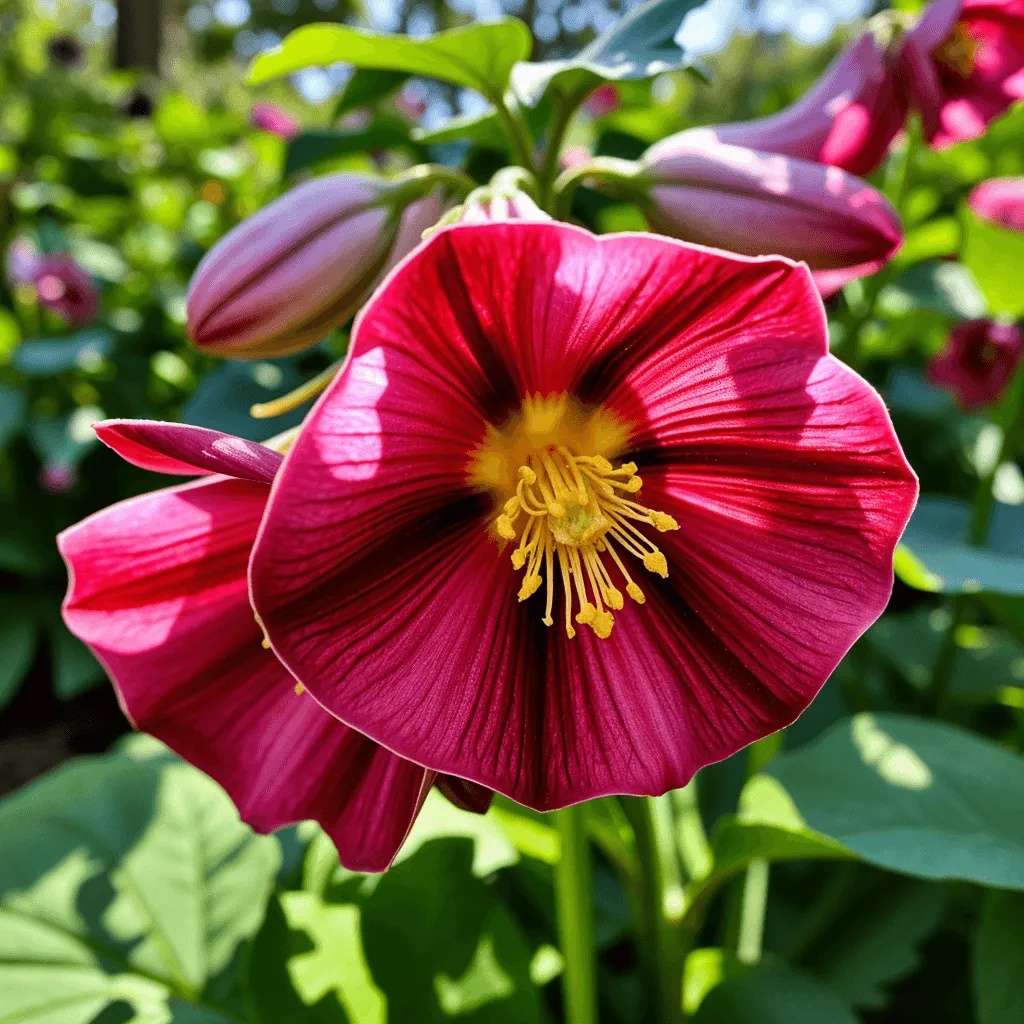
884, 368, 956, 419
692, 959, 858, 1024
711, 775, 854, 879
511, 0, 704, 108
249, 20, 533, 99
963, 206, 1024, 318
896, 497, 1024, 595
0, 606, 37, 710
892, 216, 959, 267
360, 837, 543, 1022
764, 713, 1024, 889
333, 69, 409, 118
412, 108, 507, 148
868, 607, 1024, 702
284, 119, 420, 176
12, 329, 115, 376
887, 261, 987, 319
974, 889, 1024, 1024
809, 878, 949, 1010
0, 384, 27, 449
51, 624, 105, 700
0, 738, 281, 1023
182, 358, 308, 442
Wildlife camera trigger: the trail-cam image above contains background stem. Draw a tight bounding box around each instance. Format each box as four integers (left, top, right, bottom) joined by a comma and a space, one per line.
555, 804, 598, 1024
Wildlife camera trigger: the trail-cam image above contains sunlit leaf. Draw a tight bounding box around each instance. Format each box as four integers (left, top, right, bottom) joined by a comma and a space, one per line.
963, 206, 1024, 318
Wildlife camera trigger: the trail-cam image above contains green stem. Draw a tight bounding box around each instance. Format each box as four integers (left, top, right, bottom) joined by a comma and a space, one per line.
621, 796, 685, 1024
726, 733, 782, 963
537, 96, 576, 213
493, 92, 536, 176
928, 368, 1024, 711
552, 157, 644, 220
554, 804, 598, 1024
392, 162, 478, 201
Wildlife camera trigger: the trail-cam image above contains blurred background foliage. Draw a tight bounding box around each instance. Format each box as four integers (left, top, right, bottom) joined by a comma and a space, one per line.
2, 0, 1024, 1022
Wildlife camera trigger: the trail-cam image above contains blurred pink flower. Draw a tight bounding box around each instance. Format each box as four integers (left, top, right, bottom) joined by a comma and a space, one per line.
33, 254, 98, 326
968, 176, 1024, 230
560, 144, 593, 171
900, 0, 1024, 148
639, 136, 903, 296
929, 318, 1024, 407
7, 238, 42, 285
250, 101, 301, 140
584, 84, 621, 117
39, 462, 77, 494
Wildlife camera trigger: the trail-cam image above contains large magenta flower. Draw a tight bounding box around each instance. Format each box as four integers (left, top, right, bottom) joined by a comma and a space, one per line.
59, 420, 490, 871
250, 223, 918, 811
929, 318, 1024, 407
692, 33, 908, 176
901, 0, 1024, 147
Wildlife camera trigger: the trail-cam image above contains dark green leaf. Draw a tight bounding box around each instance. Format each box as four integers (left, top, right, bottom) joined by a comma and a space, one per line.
412, 108, 507, 149
250, 20, 532, 99
13, 329, 115, 376
887, 261, 987, 319
810, 879, 949, 1010
284, 119, 420, 175
511, 0, 704, 108
765, 713, 1024, 889
333, 69, 408, 118
974, 889, 1024, 1024
0, 607, 37, 710
0, 384, 27, 449
182, 359, 307, 441
51, 624, 105, 700
693, 959, 858, 1024
0, 737, 281, 1023
895, 497, 1024, 595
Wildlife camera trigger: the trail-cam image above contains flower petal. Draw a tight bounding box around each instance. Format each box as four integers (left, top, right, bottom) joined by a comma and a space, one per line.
59, 476, 430, 871
95, 419, 282, 483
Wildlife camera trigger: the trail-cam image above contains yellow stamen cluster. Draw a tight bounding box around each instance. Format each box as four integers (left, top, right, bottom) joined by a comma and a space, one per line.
495, 447, 678, 639
934, 21, 980, 77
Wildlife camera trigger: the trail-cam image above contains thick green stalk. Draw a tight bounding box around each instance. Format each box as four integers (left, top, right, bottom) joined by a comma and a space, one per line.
555, 804, 598, 1024
493, 92, 537, 176
621, 796, 685, 1024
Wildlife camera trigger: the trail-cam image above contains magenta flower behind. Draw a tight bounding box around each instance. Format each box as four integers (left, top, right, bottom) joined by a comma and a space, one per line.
969, 176, 1024, 231
58, 420, 492, 871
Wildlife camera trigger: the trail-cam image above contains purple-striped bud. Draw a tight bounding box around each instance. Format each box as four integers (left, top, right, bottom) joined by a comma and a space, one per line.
187, 174, 441, 358
639, 137, 903, 296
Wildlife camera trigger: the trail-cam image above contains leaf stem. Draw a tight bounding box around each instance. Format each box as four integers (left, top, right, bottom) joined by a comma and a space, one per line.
493, 91, 537, 176
551, 156, 643, 220
554, 804, 598, 1024
621, 796, 685, 1024
536, 96, 576, 213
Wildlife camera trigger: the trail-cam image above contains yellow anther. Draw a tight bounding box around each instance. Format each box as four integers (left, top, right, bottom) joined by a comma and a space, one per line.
294, 682, 305, 695
643, 551, 669, 577
650, 512, 679, 532
261, 636, 271, 650
481, 398, 677, 640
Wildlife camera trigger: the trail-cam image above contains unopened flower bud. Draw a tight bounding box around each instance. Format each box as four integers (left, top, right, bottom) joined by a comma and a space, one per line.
187, 174, 440, 358
639, 137, 902, 296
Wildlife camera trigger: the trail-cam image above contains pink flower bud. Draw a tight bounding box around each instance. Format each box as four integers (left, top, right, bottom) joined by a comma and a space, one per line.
929, 318, 1024, 409
968, 177, 1024, 232
187, 174, 428, 358
639, 137, 903, 296
33, 254, 98, 326
584, 84, 621, 118
250, 102, 301, 140
686, 34, 907, 176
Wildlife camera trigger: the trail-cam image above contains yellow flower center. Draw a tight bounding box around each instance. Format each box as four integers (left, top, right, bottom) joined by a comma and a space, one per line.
934, 21, 980, 77
468, 395, 679, 640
